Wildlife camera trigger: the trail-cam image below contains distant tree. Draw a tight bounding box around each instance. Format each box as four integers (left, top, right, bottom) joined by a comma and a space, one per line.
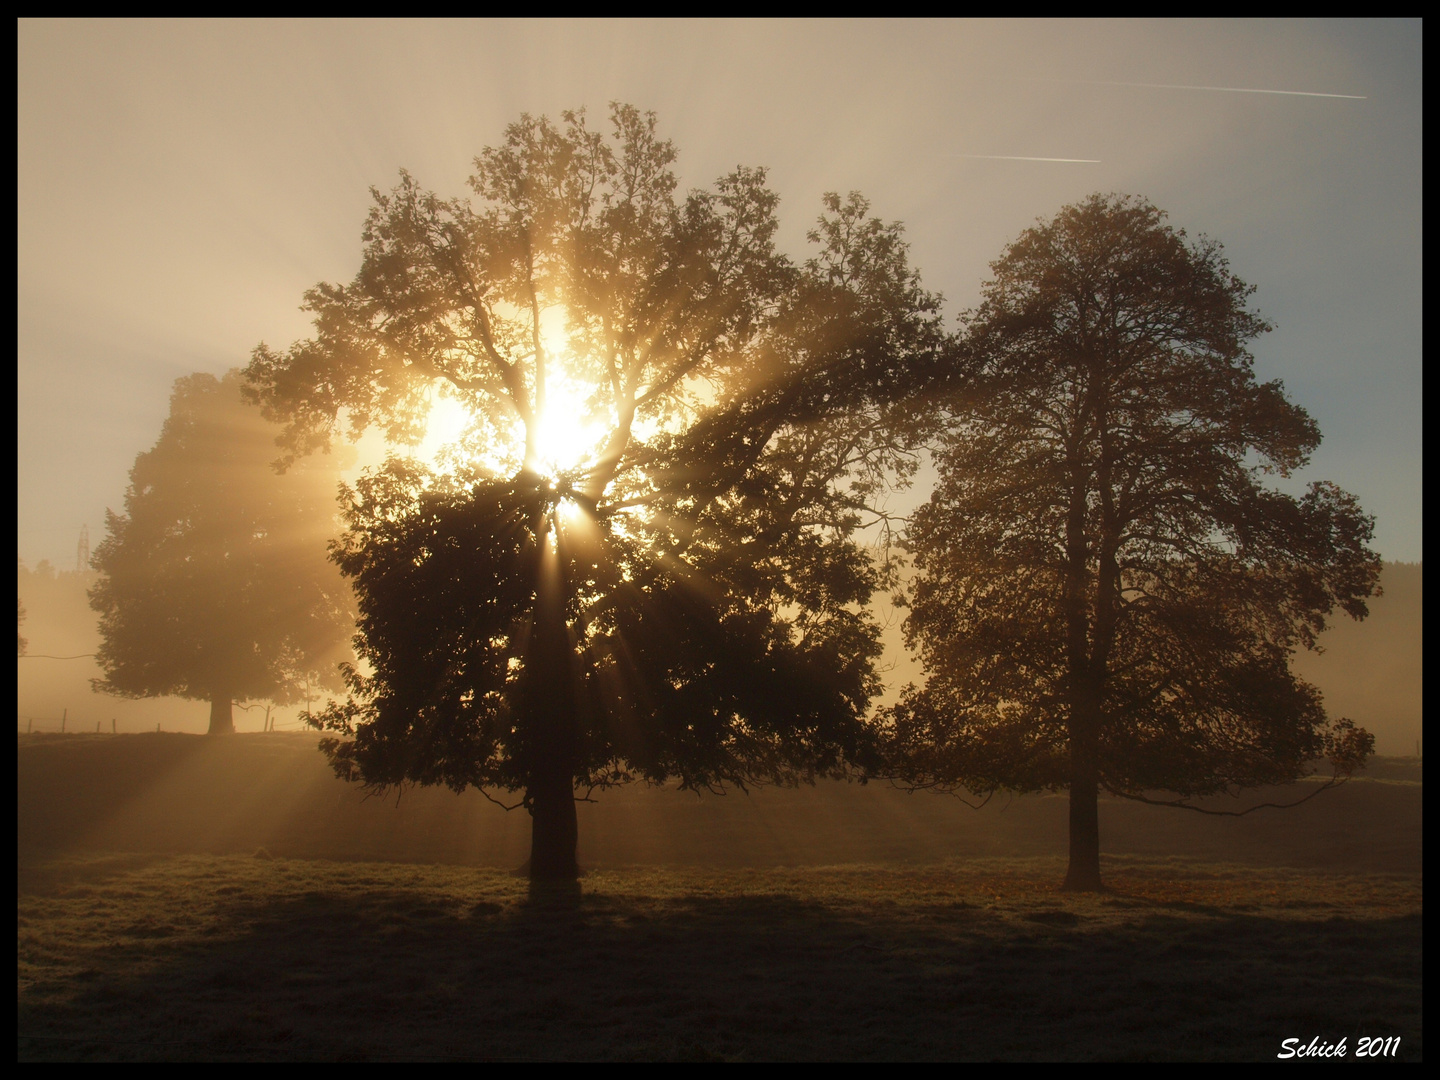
245, 105, 943, 878
889, 194, 1380, 891
90, 370, 356, 734
17, 595, 26, 656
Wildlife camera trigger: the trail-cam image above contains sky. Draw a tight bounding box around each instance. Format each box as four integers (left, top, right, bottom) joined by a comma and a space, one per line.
18, 19, 1422, 572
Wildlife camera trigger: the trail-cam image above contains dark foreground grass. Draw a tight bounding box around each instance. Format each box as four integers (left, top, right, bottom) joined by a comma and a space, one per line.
17, 853, 1421, 1061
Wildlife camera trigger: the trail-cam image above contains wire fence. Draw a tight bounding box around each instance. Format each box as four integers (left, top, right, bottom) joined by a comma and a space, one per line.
17, 711, 319, 735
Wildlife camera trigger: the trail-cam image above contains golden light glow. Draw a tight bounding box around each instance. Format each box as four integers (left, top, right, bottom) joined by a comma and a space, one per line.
531, 307, 608, 479
532, 377, 607, 478
410, 307, 611, 483
417, 394, 472, 465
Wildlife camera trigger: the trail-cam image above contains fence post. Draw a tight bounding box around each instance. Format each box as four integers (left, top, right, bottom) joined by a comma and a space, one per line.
27, 717, 32, 733
112, 718, 117, 734
96, 720, 100, 733
61, 708, 67, 733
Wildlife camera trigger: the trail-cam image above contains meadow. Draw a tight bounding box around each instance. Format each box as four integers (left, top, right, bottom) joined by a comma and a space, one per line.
17, 734, 1423, 1061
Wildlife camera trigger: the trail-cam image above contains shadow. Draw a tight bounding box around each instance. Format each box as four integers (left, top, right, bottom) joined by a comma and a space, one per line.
17, 866, 1422, 1062
523, 878, 584, 909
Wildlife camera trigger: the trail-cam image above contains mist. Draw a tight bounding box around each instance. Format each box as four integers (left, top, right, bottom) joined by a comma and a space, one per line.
18, 20, 1421, 1063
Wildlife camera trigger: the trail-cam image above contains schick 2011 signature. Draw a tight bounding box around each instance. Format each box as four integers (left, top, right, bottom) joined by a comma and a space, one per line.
1277, 1036, 1401, 1059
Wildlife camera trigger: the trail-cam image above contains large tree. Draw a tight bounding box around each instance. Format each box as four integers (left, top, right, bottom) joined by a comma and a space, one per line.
244, 105, 943, 879
889, 194, 1380, 891
90, 370, 356, 734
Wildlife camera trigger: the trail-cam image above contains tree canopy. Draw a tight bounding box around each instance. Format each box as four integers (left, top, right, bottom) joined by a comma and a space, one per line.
244, 104, 945, 878
888, 194, 1380, 891
90, 369, 357, 734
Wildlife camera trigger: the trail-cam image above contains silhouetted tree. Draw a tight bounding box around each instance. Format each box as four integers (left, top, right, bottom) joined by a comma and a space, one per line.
245, 105, 944, 879
17, 595, 26, 656
90, 370, 356, 734
889, 194, 1380, 891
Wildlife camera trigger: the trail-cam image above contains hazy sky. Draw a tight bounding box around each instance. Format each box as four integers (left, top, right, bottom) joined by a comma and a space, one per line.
18, 19, 1422, 568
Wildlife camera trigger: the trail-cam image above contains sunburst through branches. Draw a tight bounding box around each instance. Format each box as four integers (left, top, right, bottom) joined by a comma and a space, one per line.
243, 103, 947, 879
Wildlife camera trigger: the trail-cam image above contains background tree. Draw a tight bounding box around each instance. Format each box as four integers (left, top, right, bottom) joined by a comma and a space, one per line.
889, 194, 1380, 891
90, 370, 356, 734
245, 105, 944, 879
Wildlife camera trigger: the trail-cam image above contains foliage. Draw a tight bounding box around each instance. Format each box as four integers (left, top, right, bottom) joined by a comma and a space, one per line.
244, 105, 944, 835
889, 194, 1381, 886
89, 370, 356, 728
321, 464, 884, 797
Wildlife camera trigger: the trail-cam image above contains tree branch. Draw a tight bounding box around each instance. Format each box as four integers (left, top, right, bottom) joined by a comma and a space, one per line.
1103, 774, 1350, 816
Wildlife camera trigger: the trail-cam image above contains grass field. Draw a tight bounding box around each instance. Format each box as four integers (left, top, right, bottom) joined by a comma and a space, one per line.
17, 854, 1421, 1061
16, 735, 1423, 1061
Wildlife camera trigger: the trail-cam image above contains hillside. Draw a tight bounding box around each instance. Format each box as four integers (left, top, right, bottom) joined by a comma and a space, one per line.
18, 732, 1421, 875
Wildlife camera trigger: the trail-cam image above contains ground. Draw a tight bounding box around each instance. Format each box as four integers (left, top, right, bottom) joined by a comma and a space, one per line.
16, 735, 1423, 1061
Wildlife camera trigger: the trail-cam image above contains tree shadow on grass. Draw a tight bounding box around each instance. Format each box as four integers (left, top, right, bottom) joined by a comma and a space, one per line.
17, 870, 1423, 1062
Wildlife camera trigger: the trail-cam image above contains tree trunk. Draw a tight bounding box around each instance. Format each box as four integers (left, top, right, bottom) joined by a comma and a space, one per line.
524, 523, 579, 881
528, 763, 579, 880
208, 693, 235, 735
1060, 461, 1102, 891
1063, 712, 1102, 891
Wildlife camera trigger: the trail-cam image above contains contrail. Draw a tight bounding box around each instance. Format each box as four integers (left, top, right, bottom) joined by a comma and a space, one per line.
943, 155, 1101, 163
1086, 80, 1366, 100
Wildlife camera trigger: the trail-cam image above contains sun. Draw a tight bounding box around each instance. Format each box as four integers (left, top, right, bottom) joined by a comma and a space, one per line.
532, 378, 606, 478
529, 306, 609, 479
412, 306, 611, 484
